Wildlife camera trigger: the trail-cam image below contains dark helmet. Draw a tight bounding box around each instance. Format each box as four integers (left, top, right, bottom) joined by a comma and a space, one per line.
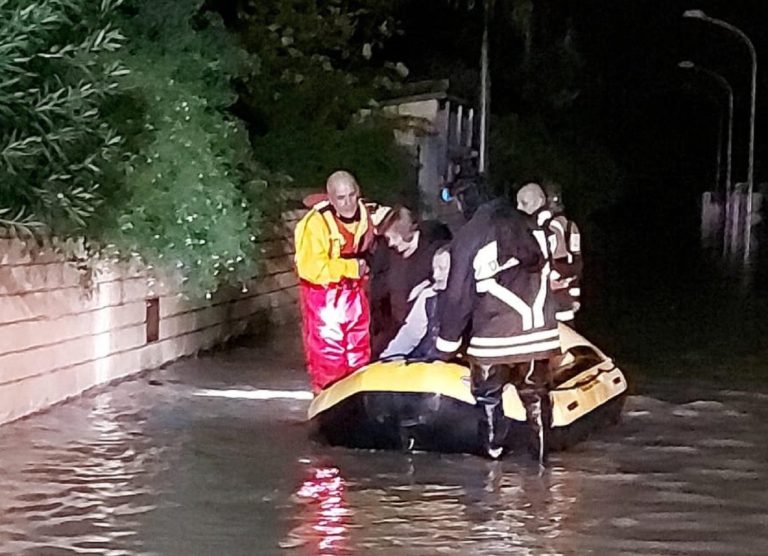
543, 182, 565, 212
441, 175, 489, 220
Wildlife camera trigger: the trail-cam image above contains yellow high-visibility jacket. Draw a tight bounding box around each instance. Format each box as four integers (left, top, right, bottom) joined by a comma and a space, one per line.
294, 200, 371, 285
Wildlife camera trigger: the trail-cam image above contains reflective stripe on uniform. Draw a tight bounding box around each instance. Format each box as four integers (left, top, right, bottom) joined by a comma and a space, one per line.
467, 339, 561, 358
436, 336, 462, 353
473, 241, 519, 281
477, 278, 534, 330
556, 309, 575, 322
470, 328, 559, 347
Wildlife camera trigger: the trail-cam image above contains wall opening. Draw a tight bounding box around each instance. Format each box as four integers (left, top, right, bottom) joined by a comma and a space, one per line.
146, 297, 160, 343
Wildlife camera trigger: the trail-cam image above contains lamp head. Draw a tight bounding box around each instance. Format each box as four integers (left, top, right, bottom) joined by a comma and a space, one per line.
678, 60, 695, 69
683, 9, 707, 19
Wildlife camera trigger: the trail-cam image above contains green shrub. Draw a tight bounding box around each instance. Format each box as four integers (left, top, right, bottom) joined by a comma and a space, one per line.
252, 116, 416, 207
231, 0, 415, 206
91, 0, 281, 298
0, 0, 127, 236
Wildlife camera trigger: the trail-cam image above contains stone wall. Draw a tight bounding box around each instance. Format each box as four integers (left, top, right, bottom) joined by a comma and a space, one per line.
0, 210, 304, 425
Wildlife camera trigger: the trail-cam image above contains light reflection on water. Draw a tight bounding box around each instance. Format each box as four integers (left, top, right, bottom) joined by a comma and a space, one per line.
0, 390, 177, 556
282, 466, 351, 553
1, 341, 768, 555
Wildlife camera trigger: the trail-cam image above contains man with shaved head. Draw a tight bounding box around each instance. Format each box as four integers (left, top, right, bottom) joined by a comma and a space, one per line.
516, 182, 547, 216
294, 170, 374, 392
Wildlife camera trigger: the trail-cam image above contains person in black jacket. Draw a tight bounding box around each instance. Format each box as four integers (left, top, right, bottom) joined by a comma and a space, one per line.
369, 206, 452, 358
435, 198, 560, 463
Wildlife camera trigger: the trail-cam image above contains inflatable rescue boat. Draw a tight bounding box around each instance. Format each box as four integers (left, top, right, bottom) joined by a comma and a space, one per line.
308, 324, 627, 455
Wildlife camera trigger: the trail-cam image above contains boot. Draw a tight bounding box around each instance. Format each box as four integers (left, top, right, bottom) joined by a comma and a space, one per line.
519, 361, 553, 465
479, 400, 508, 459
522, 393, 553, 465
471, 363, 510, 459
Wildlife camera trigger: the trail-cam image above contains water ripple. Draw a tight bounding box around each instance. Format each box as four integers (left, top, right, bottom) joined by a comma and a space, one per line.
2, 346, 768, 555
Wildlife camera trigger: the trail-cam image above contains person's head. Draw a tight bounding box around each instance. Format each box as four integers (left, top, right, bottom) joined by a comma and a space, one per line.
326, 170, 360, 219
544, 182, 564, 212
432, 247, 451, 291
378, 206, 419, 256
516, 182, 546, 215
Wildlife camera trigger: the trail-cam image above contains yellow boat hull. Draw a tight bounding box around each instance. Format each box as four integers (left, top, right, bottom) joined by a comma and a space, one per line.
308, 324, 628, 455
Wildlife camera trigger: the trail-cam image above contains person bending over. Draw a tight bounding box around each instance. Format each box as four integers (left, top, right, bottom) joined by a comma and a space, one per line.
369, 206, 451, 358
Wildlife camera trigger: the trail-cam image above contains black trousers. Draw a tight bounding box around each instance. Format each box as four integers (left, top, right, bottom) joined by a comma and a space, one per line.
469, 358, 553, 462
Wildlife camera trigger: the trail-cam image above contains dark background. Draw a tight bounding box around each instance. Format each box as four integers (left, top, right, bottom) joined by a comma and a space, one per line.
390, 0, 766, 248
389, 1, 768, 378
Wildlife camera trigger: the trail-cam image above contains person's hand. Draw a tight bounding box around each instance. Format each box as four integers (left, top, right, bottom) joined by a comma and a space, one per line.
414, 346, 444, 362
428, 346, 454, 362
357, 259, 368, 276
550, 275, 573, 290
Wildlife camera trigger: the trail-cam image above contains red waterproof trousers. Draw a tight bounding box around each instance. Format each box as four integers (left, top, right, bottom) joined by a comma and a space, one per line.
299, 279, 371, 392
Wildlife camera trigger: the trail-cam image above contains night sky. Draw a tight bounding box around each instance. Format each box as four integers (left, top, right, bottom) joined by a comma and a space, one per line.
391, 0, 767, 244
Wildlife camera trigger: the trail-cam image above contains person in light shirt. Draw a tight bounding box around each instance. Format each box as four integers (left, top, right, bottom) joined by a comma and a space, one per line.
379, 247, 451, 360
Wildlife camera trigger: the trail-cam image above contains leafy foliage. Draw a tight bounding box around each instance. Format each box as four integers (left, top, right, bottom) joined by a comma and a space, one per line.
234, 0, 404, 130
253, 115, 416, 207
91, 0, 281, 297
1, 0, 414, 298
230, 0, 415, 204
0, 0, 128, 236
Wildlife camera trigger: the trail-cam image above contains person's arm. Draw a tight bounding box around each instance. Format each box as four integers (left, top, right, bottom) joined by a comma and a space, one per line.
389, 288, 412, 324
379, 288, 432, 359
294, 212, 361, 285
435, 233, 477, 358
369, 241, 392, 345
549, 219, 582, 285
368, 239, 391, 305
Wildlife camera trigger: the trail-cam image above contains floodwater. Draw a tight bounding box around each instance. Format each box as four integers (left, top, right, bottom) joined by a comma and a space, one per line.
3, 222, 768, 555
2, 328, 768, 556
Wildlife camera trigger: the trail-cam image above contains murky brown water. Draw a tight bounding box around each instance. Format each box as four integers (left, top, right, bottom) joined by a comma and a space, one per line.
2, 333, 768, 556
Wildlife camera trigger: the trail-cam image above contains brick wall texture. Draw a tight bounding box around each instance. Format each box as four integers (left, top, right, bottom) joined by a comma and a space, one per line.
0, 210, 304, 425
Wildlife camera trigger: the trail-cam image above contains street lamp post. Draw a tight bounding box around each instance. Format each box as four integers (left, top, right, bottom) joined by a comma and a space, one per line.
679, 60, 734, 255
478, 0, 492, 178
683, 9, 757, 262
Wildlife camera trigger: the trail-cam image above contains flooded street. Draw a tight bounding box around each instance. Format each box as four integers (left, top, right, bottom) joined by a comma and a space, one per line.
3, 221, 768, 555
5, 0, 768, 552
2, 324, 768, 555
